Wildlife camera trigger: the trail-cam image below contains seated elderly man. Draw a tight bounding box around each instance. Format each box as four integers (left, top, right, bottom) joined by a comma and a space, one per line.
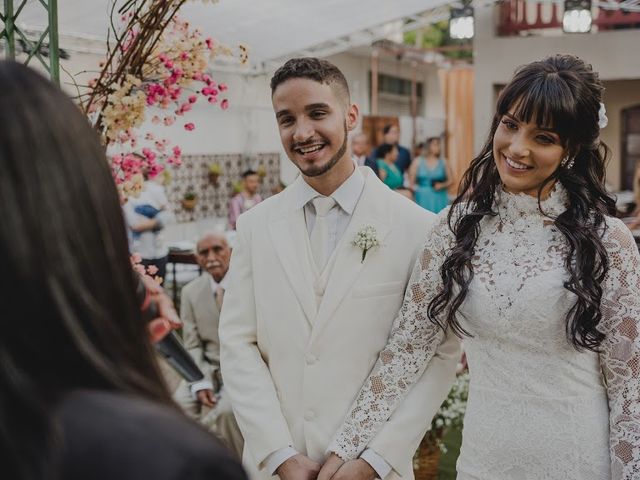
173, 231, 243, 457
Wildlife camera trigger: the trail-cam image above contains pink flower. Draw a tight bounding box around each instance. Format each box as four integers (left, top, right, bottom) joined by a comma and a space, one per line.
142, 148, 156, 161
151, 115, 161, 125
205, 38, 214, 49
184, 123, 195, 131
221, 99, 229, 110
146, 265, 159, 275
218, 83, 228, 92
155, 140, 167, 152
188, 95, 197, 104
147, 164, 164, 178
163, 116, 175, 126
144, 133, 155, 140
172, 146, 182, 156
208, 96, 217, 104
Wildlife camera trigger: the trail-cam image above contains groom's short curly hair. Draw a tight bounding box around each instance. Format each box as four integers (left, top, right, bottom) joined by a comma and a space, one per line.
270, 57, 350, 105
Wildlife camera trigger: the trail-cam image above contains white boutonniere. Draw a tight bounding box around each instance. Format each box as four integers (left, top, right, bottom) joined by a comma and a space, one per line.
353, 225, 380, 263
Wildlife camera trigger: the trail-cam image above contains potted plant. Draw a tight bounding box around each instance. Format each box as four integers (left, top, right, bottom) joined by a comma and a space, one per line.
413, 371, 469, 480
181, 189, 198, 210
208, 162, 222, 186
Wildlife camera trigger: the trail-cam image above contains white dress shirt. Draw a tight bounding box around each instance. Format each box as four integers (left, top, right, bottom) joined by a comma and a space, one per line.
264, 167, 392, 479
188, 273, 229, 397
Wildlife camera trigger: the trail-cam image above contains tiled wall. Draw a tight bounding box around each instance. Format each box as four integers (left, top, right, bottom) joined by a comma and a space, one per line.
167, 152, 280, 223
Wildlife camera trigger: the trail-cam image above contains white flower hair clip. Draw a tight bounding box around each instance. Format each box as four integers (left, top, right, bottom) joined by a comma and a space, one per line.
598, 102, 608, 129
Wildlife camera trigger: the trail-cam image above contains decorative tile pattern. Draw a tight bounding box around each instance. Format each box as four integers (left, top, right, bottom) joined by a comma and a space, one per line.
167, 153, 280, 223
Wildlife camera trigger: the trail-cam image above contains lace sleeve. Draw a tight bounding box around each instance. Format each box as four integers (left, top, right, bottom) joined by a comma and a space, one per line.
328, 212, 455, 460
599, 220, 640, 479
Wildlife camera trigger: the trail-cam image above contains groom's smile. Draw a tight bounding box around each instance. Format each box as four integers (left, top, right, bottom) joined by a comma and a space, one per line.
272, 77, 355, 179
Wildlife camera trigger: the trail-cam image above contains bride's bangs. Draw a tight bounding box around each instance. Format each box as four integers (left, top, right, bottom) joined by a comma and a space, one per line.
497, 72, 576, 143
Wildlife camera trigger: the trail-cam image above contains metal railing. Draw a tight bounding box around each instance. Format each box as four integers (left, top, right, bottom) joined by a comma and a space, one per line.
0, 0, 59, 83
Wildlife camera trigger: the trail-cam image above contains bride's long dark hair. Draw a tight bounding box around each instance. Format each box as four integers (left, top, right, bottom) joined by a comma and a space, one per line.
428, 55, 616, 351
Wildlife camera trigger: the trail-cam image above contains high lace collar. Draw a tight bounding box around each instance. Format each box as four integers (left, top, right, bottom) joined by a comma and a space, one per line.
495, 182, 568, 222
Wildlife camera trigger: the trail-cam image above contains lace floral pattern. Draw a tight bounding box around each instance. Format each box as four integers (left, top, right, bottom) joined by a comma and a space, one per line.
329, 185, 640, 480
328, 209, 454, 461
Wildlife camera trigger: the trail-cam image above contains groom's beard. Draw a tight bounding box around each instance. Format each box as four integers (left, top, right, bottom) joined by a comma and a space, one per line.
295, 122, 348, 178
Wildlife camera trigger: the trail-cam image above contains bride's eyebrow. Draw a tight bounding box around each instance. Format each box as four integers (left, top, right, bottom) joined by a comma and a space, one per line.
504, 113, 520, 122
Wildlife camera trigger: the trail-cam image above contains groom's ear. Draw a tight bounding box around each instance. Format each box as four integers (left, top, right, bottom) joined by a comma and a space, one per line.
346, 103, 359, 132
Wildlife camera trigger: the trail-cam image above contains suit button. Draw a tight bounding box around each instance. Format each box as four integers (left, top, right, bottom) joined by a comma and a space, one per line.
304, 410, 315, 421
305, 354, 317, 365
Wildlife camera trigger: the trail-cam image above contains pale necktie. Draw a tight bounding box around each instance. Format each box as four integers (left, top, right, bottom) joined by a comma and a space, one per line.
215, 286, 225, 311
310, 196, 336, 270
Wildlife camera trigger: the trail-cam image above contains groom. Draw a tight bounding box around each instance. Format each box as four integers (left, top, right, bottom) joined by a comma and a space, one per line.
219, 58, 459, 480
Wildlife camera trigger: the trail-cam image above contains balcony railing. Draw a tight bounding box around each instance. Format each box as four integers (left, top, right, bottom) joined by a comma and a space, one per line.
498, 0, 640, 36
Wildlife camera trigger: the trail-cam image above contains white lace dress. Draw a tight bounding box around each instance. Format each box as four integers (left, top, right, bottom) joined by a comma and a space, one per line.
329, 186, 640, 480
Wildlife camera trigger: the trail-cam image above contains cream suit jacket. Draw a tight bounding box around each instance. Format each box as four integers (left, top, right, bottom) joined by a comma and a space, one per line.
180, 273, 221, 382
219, 168, 460, 479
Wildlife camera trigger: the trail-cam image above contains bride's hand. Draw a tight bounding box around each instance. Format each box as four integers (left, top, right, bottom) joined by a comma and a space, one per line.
317, 453, 344, 480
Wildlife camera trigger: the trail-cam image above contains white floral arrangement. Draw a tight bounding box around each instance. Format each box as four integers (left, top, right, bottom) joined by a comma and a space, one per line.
352, 225, 380, 263
598, 102, 608, 129
427, 371, 469, 453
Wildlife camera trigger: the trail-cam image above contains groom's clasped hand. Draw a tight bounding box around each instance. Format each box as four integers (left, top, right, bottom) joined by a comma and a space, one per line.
316, 453, 375, 480
275, 454, 320, 480
275, 451, 377, 480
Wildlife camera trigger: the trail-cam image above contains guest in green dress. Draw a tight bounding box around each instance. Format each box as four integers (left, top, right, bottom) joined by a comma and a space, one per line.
376, 143, 404, 190
408, 137, 452, 213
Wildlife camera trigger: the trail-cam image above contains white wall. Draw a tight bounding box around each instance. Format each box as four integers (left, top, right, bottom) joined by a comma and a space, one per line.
329, 51, 446, 145
53, 40, 447, 186
474, 3, 640, 188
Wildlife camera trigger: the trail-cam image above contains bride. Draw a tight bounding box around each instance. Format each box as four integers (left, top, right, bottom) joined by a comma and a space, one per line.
319, 55, 640, 480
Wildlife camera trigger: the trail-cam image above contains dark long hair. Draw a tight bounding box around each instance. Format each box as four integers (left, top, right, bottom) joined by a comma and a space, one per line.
428, 55, 616, 351
0, 62, 173, 480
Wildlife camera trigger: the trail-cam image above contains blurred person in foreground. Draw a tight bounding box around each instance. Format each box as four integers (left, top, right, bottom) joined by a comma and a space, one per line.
229, 169, 263, 230
0, 61, 246, 480
174, 231, 243, 458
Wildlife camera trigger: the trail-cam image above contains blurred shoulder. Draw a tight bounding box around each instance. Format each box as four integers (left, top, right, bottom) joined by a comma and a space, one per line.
181, 274, 208, 298
55, 389, 246, 480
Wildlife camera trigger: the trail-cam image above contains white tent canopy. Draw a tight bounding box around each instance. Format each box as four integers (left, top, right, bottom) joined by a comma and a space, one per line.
16, 0, 454, 72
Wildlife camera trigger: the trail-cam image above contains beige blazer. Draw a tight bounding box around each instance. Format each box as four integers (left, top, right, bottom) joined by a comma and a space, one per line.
219, 168, 460, 480
180, 273, 221, 384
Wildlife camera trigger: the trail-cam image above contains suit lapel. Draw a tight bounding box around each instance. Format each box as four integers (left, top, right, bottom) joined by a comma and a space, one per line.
268, 188, 317, 326
311, 171, 393, 338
